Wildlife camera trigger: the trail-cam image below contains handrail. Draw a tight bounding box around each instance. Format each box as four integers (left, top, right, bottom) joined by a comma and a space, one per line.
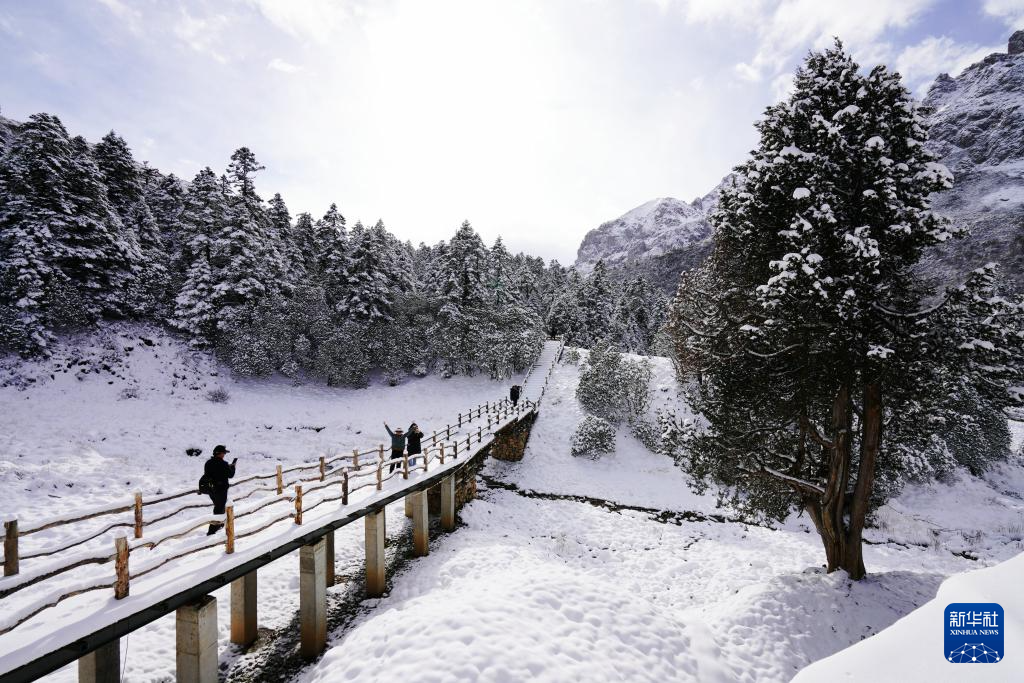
0, 340, 564, 637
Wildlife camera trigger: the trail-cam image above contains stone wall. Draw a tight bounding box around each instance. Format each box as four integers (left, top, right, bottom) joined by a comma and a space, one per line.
490, 410, 538, 463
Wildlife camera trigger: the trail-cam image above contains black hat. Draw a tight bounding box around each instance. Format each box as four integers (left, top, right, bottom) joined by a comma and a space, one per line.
213, 444, 229, 455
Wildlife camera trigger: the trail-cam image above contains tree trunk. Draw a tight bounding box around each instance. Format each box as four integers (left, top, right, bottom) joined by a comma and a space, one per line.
841, 380, 882, 580
816, 383, 852, 572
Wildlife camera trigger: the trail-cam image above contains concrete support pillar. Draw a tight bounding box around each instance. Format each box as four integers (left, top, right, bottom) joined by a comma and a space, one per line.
365, 508, 386, 598
299, 537, 327, 658
325, 530, 335, 586
412, 490, 429, 557
176, 595, 218, 683
78, 639, 119, 683
405, 494, 413, 518
440, 475, 456, 532
230, 570, 258, 647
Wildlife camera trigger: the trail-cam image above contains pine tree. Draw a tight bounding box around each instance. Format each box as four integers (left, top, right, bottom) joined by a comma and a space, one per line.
213, 149, 276, 336
314, 204, 348, 311
173, 168, 225, 343
291, 212, 318, 276
93, 131, 143, 218
580, 260, 616, 346
546, 269, 588, 344
669, 41, 1024, 579
343, 220, 398, 321
0, 114, 70, 352
431, 221, 491, 374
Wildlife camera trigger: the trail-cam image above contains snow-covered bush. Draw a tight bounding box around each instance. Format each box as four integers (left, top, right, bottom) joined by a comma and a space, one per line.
570, 415, 616, 459
562, 347, 581, 365
576, 345, 652, 425
630, 418, 660, 451
206, 387, 230, 403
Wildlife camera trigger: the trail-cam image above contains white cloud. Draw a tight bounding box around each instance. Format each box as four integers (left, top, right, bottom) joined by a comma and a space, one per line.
984, 0, 1024, 29
174, 9, 231, 64
895, 36, 1000, 96
247, 0, 353, 44
672, 0, 936, 82
95, 0, 143, 33
267, 57, 301, 73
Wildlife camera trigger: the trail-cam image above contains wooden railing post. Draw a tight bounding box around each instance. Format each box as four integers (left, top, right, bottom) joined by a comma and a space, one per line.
423, 447, 429, 472
133, 492, 143, 539
295, 485, 303, 525
114, 536, 129, 599
276, 464, 283, 495
225, 506, 235, 554
376, 460, 383, 490
3, 519, 18, 576
478, 427, 482, 443
353, 449, 360, 470
458, 412, 462, 427
342, 470, 349, 505
440, 443, 446, 464
453, 441, 459, 458
402, 452, 409, 480
319, 456, 326, 481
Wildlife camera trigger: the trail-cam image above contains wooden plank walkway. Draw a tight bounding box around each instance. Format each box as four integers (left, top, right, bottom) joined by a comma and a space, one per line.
0, 340, 563, 683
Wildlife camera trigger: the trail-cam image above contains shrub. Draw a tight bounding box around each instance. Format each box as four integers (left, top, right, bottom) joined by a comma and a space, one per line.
630, 418, 661, 451
571, 415, 616, 459
563, 347, 581, 366
576, 344, 652, 425
206, 387, 230, 403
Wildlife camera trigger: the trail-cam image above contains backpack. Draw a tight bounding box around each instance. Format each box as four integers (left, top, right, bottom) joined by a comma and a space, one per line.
197, 473, 214, 496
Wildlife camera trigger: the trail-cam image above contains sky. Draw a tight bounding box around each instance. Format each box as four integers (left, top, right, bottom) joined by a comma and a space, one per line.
1, 0, 1022, 264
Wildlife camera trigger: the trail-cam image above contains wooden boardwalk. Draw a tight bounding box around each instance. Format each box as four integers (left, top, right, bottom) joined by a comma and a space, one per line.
0, 340, 563, 683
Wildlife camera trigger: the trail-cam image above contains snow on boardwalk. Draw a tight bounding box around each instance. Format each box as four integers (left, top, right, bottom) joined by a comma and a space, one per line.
0, 342, 563, 680
518, 339, 563, 401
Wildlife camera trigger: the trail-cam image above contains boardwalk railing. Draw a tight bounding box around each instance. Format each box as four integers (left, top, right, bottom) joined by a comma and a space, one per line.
0, 337, 564, 653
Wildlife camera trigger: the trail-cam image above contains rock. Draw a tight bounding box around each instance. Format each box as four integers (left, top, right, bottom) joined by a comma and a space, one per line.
1010, 30, 1024, 55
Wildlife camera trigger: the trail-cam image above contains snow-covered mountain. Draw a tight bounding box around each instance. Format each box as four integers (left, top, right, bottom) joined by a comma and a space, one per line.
918, 30, 1024, 291
578, 31, 1024, 293
574, 183, 723, 274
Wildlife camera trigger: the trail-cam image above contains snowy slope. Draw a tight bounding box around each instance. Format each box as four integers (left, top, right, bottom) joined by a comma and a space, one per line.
3, 337, 1022, 681
295, 350, 1024, 682
793, 551, 1024, 682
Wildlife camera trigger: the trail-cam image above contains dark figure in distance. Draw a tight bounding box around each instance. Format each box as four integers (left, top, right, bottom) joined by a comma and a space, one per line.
510, 384, 521, 406
205, 444, 236, 535
385, 423, 406, 473
406, 423, 424, 466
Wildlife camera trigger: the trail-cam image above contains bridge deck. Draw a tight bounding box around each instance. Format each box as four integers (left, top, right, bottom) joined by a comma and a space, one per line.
0, 340, 563, 683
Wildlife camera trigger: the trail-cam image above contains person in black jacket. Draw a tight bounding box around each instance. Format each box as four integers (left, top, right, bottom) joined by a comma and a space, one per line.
406, 423, 424, 466
510, 384, 521, 406
384, 423, 406, 473
205, 444, 237, 535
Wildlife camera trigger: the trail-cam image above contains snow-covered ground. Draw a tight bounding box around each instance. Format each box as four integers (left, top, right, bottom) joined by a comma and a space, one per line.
295, 350, 1024, 682
2, 332, 1022, 681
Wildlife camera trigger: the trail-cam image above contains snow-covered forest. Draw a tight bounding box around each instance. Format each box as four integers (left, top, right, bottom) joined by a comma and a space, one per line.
0, 113, 667, 382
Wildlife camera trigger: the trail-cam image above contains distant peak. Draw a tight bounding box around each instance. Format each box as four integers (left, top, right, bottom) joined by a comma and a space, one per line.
1010, 30, 1024, 56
